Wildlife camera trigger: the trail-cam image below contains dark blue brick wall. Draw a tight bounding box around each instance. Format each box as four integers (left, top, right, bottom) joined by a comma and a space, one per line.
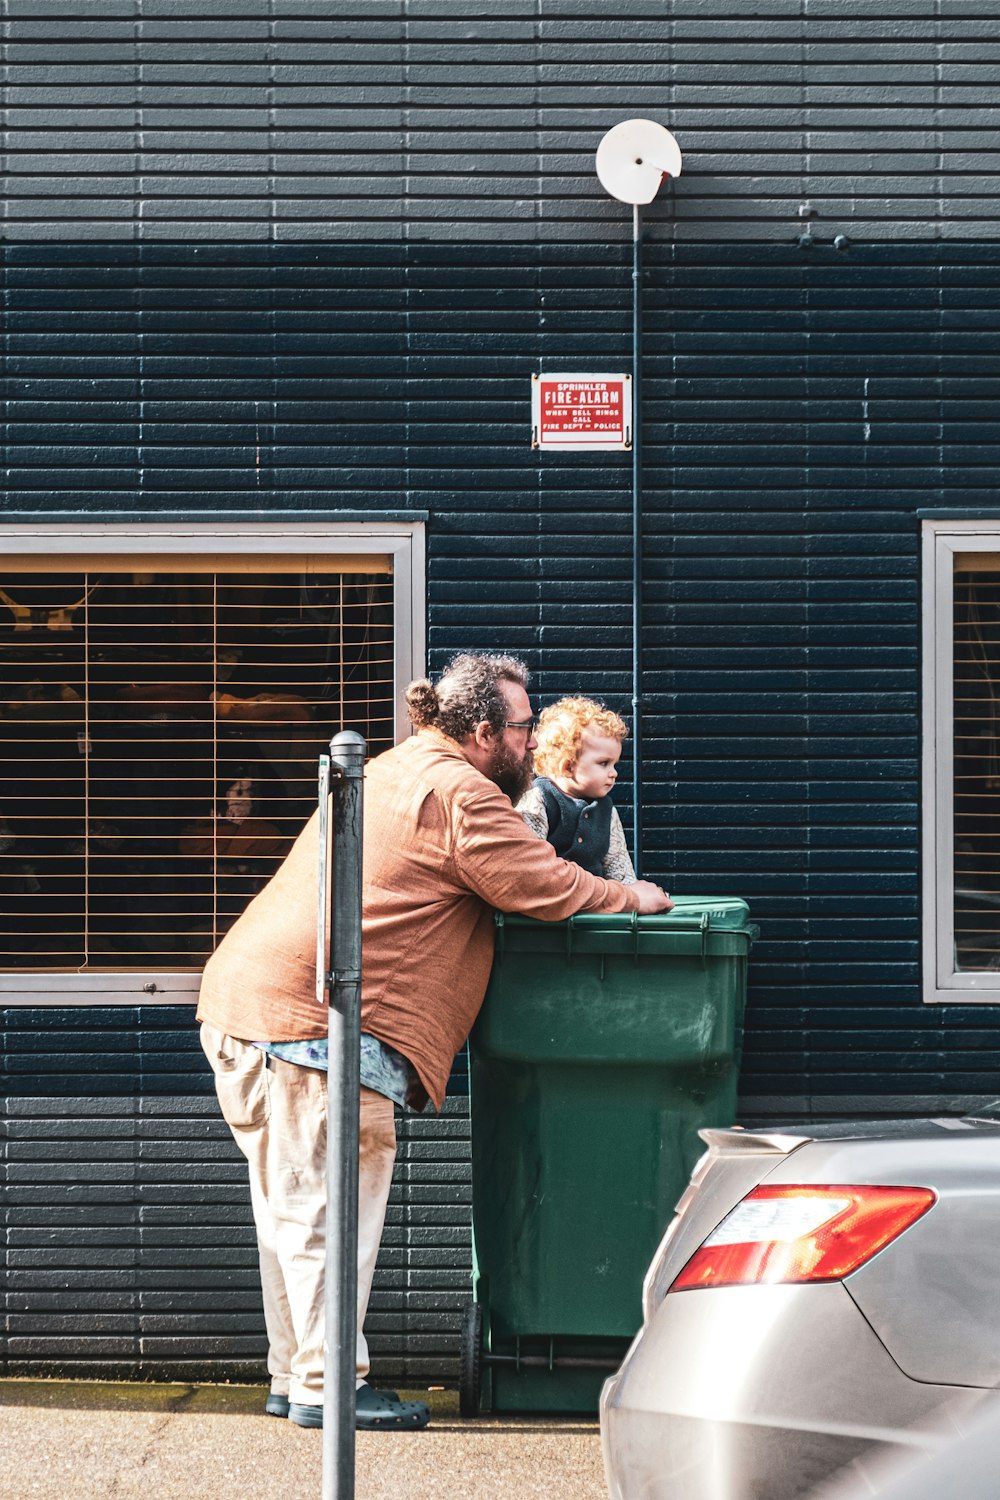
1, 1009, 212, 1098
6, 238, 1000, 1110
5, 236, 1000, 1380
0, 1011, 467, 1102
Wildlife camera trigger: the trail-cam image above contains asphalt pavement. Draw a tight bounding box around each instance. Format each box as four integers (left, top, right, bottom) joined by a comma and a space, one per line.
0, 1380, 608, 1500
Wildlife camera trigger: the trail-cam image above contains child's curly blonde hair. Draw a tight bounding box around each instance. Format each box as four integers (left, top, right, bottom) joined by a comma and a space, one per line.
532, 696, 629, 780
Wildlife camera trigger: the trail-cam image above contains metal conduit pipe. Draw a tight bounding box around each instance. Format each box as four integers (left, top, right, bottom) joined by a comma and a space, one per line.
596, 119, 682, 879
632, 201, 644, 877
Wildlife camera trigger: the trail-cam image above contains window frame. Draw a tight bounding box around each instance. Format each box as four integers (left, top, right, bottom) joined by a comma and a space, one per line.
0, 518, 425, 1005
921, 517, 1000, 1003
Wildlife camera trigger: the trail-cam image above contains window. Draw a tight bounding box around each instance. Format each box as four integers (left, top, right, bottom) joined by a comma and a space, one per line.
922, 520, 1000, 1001
0, 521, 424, 1002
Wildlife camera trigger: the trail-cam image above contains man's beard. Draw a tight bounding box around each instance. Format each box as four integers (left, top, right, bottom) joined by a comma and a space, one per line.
490, 741, 534, 803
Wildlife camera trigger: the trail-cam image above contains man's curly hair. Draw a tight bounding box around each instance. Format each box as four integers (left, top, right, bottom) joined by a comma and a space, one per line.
532, 696, 628, 779
404, 653, 530, 740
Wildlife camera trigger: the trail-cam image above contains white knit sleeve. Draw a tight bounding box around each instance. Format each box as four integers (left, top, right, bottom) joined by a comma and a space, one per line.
516, 782, 550, 841
603, 805, 637, 884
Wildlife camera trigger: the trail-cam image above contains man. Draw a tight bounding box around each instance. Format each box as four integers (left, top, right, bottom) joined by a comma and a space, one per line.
197, 653, 671, 1431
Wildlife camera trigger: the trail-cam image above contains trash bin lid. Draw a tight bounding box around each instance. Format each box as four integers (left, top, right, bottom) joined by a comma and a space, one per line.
494, 896, 757, 958
655, 894, 754, 931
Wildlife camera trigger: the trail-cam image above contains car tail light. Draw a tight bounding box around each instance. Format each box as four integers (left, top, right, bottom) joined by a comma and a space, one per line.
669, 1184, 936, 1293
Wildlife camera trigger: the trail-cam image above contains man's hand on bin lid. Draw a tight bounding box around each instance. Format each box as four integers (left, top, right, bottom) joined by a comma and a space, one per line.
632, 881, 673, 914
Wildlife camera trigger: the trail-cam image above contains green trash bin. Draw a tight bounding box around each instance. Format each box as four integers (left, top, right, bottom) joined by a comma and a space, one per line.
459, 896, 756, 1416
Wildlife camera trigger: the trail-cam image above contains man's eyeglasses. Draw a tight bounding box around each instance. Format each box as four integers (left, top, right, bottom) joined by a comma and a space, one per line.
504, 717, 538, 734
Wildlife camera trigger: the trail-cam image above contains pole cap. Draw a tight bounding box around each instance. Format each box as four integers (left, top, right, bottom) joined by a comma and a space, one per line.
329, 729, 367, 775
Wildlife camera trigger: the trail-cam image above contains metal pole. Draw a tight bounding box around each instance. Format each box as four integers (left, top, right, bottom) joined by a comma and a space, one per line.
322, 730, 366, 1500
631, 201, 644, 879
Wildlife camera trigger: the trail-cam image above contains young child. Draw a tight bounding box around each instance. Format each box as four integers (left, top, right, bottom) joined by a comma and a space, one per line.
517, 696, 636, 883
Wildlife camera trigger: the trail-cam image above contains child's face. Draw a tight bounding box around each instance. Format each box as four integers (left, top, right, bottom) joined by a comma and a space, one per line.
562, 732, 622, 801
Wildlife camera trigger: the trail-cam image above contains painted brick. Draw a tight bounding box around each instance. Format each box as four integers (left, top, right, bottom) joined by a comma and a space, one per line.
0, 2, 995, 244
2, 0, 1000, 1386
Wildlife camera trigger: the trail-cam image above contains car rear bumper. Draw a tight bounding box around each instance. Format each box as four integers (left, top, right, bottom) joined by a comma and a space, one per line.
601, 1282, 969, 1500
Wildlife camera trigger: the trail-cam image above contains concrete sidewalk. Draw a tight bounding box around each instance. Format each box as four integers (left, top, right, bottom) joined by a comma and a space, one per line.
0, 1380, 608, 1500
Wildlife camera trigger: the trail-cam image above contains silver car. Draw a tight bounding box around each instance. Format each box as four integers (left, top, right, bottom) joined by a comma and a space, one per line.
815, 1401, 1000, 1500
601, 1117, 1000, 1500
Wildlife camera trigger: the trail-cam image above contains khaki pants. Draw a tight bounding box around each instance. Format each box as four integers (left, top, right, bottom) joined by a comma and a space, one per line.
201, 1023, 397, 1405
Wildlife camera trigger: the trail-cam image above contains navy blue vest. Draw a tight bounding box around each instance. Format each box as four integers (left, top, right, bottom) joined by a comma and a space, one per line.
536, 776, 614, 877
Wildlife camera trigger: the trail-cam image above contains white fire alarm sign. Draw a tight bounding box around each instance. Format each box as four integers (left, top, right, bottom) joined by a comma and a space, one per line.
531, 372, 632, 451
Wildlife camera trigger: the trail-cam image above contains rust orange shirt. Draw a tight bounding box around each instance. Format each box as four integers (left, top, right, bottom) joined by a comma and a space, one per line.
197, 728, 640, 1110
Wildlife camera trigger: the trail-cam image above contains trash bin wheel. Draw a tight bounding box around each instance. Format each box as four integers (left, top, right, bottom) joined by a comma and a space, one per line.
459, 1300, 483, 1418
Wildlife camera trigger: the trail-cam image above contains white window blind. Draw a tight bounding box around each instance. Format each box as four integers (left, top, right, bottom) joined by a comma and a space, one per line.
952, 555, 1000, 974
0, 558, 394, 977
921, 526, 1000, 1002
